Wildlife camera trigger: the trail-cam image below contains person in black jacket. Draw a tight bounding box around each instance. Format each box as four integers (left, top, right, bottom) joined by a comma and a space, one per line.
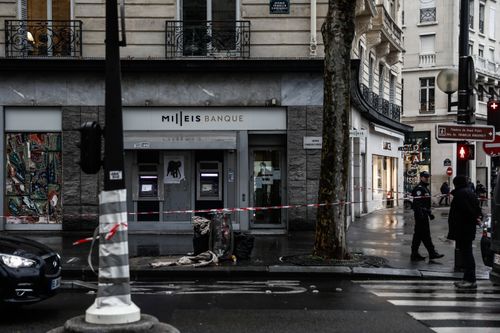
411, 171, 444, 261
439, 181, 450, 206
448, 175, 482, 289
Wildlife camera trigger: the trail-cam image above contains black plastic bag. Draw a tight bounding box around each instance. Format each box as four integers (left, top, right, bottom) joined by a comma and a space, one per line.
233, 232, 255, 260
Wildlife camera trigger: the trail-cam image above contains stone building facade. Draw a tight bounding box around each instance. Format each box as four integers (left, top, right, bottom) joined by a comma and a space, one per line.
0, 0, 410, 233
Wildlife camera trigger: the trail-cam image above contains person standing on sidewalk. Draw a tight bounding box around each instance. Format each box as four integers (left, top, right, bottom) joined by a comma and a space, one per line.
410, 171, 444, 261
439, 181, 450, 206
447, 175, 482, 289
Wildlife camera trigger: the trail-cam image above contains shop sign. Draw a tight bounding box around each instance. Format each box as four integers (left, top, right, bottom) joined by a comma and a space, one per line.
270, 0, 289, 14
303, 137, 322, 149
383, 141, 392, 150
349, 129, 366, 138
124, 108, 286, 131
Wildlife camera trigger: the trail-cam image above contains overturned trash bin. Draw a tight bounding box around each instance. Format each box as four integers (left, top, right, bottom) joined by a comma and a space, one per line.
209, 212, 233, 259
192, 215, 211, 255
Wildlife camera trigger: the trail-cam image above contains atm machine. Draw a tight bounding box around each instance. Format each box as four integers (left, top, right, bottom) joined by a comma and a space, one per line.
196, 161, 223, 212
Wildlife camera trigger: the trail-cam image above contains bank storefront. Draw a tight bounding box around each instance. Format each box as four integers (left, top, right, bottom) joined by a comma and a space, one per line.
122, 107, 287, 232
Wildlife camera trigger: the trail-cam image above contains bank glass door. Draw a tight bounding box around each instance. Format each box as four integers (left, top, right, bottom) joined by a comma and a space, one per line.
250, 149, 285, 228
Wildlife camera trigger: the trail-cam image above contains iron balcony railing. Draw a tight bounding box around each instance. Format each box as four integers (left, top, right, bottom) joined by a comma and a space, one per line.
5, 20, 82, 57
165, 20, 250, 58
361, 84, 401, 121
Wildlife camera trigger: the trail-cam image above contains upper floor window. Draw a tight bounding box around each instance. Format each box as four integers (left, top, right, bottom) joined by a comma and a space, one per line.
379, 64, 385, 100
479, 3, 485, 34
389, 74, 396, 104
479, 44, 484, 58
19, 0, 72, 56
469, 0, 475, 29
389, 0, 396, 20
420, 0, 436, 23
419, 77, 435, 113
369, 56, 375, 91
182, 0, 237, 56
489, 6, 496, 40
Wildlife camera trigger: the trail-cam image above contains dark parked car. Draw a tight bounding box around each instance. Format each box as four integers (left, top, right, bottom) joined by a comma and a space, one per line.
0, 233, 61, 304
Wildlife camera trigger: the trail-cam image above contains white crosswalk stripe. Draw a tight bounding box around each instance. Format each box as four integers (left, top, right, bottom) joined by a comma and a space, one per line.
354, 279, 500, 333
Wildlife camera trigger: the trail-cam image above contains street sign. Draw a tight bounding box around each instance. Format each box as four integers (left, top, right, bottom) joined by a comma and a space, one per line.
446, 167, 453, 176
436, 124, 495, 142
483, 135, 500, 156
443, 158, 452, 166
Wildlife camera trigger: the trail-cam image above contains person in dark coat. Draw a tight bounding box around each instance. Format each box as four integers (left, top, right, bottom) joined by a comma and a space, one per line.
410, 171, 444, 261
439, 181, 450, 206
448, 175, 482, 289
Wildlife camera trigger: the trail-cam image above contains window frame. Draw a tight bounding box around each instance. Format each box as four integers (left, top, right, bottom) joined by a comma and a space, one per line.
419, 77, 435, 113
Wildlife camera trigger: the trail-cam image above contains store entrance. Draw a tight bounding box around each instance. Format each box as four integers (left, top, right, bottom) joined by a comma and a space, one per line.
249, 148, 285, 228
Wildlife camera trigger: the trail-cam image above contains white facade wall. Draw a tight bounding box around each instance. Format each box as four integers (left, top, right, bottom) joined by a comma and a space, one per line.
402, 0, 500, 201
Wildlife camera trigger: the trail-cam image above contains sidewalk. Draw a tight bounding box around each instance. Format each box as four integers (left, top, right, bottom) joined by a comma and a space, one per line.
9, 206, 491, 281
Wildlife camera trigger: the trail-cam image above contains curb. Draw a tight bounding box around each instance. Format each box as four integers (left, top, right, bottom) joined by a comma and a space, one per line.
60, 265, 488, 284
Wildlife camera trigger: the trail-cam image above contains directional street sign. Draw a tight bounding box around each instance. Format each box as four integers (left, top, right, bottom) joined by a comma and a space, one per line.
436, 124, 495, 142
483, 135, 500, 156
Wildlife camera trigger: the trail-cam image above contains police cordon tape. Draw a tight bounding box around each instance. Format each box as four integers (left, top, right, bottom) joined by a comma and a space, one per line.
71, 189, 487, 246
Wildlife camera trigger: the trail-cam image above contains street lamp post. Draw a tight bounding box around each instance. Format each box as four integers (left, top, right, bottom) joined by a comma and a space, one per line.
437, 68, 458, 113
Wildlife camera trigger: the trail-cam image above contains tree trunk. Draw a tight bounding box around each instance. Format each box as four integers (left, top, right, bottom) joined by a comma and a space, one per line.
313, 0, 356, 259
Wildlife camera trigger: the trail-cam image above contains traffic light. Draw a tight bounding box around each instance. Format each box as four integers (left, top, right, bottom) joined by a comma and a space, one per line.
457, 143, 475, 161
78, 121, 102, 174
487, 99, 500, 130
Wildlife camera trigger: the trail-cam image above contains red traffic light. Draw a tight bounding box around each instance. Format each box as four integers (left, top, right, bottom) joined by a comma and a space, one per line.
457, 143, 475, 161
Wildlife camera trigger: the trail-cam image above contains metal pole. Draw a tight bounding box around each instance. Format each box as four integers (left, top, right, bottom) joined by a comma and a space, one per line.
454, 0, 472, 272
104, 0, 125, 190
85, 0, 140, 324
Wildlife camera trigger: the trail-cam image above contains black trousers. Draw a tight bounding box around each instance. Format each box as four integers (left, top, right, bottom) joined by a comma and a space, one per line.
456, 239, 476, 282
439, 194, 449, 205
411, 216, 436, 255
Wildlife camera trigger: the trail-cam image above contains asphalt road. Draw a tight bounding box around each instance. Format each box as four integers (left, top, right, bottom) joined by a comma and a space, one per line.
1, 278, 434, 333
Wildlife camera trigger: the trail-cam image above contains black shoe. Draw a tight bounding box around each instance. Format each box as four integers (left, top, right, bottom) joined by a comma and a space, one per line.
429, 253, 444, 260
411, 254, 426, 261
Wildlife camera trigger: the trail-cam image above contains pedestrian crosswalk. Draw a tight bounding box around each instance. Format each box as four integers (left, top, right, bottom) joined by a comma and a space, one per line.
354, 279, 500, 333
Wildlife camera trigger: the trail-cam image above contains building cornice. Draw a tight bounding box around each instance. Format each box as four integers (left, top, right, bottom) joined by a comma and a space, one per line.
0, 58, 325, 73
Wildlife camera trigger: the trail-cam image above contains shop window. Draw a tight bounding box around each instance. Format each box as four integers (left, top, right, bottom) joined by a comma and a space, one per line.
5, 132, 62, 224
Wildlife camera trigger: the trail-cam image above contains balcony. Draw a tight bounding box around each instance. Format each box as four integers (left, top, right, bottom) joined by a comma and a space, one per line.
419, 53, 436, 67
361, 84, 401, 122
165, 21, 250, 58
5, 20, 82, 57
474, 55, 500, 79
366, 4, 403, 62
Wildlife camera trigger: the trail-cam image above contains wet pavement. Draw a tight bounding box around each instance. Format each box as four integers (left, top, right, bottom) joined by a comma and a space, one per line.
4, 206, 492, 280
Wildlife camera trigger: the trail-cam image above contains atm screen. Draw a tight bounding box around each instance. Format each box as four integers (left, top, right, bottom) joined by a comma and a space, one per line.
139, 175, 158, 197
199, 172, 219, 198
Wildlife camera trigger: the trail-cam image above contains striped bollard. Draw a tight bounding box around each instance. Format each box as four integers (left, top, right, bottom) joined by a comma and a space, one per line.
85, 189, 141, 324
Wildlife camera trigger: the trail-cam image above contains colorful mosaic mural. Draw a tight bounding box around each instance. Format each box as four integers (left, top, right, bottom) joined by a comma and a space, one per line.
5, 133, 62, 224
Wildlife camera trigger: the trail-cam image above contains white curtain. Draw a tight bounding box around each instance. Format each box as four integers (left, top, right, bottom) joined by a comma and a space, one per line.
489, 7, 496, 39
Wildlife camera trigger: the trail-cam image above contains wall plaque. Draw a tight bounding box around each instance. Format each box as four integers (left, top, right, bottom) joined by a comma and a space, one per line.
270, 0, 289, 14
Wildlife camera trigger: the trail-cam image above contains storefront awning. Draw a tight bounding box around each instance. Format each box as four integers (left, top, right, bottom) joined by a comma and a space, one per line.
124, 131, 237, 150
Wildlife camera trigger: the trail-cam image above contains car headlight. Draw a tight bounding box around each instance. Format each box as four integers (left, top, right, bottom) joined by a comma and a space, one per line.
0, 253, 36, 268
